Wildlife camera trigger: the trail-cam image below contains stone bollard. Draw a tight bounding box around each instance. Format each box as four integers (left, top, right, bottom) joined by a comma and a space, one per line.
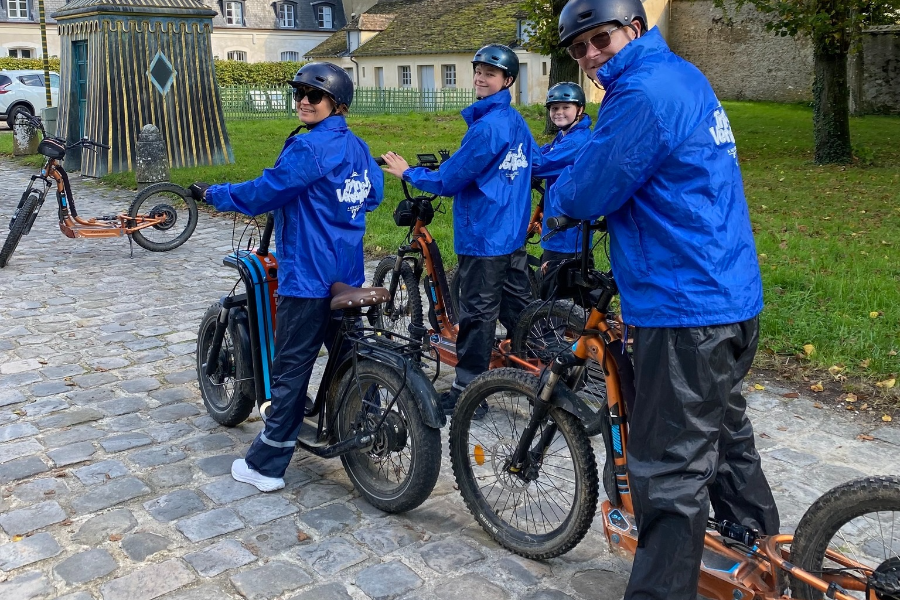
135, 124, 170, 189
12, 113, 40, 156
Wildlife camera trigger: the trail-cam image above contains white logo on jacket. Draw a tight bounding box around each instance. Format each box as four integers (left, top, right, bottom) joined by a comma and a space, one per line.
499, 143, 528, 180
336, 170, 372, 218
709, 107, 735, 146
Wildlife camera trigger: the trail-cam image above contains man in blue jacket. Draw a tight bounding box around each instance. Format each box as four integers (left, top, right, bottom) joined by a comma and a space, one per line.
382, 44, 535, 413
553, 1, 780, 598
533, 82, 592, 262
191, 63, 384, 492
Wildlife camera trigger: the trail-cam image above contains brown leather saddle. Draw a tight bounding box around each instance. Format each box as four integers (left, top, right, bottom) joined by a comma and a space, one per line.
329, 282, 391, 310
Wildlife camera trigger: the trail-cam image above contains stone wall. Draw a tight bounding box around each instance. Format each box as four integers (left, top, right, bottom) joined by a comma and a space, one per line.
668, 0, 814, 102
855, 26, 900, 114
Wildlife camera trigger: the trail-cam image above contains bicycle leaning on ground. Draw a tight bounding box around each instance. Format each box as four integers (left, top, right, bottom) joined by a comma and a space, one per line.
449, 215, 900, 600
1, 113, 198, 268
196, 212, 444, 513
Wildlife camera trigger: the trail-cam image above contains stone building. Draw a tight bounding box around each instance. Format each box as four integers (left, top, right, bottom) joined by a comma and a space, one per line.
0, 0, 344, 62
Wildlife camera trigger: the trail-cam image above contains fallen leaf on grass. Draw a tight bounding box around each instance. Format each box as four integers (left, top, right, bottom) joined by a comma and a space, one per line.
813, 402, 823, 409
754, 384, 765, 391
803, 344, 815, 356
870, 311, 881, 319
845, 393, 858, 402
845, 405, 856, 411
782, 392, 800, 399
858, 434, 875, 441
810, 382, 824, 393
860, 403, 870, 411
876, 378, 896, 389
828, 365, 844, 376
860, 359, 871, 368
884, 415, 894, 422
890, 350, 898, 356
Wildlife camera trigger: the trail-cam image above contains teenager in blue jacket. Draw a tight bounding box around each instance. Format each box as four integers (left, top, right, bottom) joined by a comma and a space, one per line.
381, 44, 535, 413
532, 82, 592, 263
190, 63, 384, 492
554, 1, 780, 598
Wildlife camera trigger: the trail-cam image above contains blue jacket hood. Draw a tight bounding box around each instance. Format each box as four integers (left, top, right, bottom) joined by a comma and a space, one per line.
405, 87, 535, 257
207, 115, 384, 298
551, 26, 763, 327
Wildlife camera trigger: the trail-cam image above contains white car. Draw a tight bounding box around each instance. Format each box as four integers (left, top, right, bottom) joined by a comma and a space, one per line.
0, 69, 60, 128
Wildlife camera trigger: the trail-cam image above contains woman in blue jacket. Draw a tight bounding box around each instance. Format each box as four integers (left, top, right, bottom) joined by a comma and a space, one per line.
532, 82, 592, 263
190, 63, 384, 492
381, 44, 535, 414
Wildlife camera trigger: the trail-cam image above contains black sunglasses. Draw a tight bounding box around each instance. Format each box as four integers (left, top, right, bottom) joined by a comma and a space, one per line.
293, 86, 327, 105
566, 25, 623, 60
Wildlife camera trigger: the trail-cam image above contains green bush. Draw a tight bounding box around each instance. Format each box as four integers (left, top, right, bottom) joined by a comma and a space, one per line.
0, 57, 303, 86
213, 60, 306, 85
0, 57, 62, 72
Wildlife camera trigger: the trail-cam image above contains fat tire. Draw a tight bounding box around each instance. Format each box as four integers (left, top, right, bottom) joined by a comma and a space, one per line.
0, 192, 39, 268
196, 302, 256, 426
128, 182, 198, 252
7, 105, 32, 129
335, 361, 441, 513
790, 475, 900, 600
371, 256, 423, 339
449, 368, 599, 559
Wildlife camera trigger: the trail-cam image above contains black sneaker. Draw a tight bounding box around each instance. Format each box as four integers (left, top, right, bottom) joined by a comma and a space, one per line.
440, 389, 461, 416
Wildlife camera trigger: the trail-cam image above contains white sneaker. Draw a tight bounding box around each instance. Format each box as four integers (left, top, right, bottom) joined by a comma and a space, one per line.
231, 459, 284, 492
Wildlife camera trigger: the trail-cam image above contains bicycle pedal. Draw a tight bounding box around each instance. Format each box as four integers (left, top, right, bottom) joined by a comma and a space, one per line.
98, 215, 119, 221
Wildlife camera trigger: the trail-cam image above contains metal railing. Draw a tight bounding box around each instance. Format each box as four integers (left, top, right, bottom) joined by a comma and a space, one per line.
219, 85, 477, 119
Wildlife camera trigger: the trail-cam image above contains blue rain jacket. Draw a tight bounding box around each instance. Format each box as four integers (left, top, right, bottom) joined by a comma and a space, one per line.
206, 115, 384, 298
403, 88, 535, 257
553, 27, 763, 328
533, 114, 593, 254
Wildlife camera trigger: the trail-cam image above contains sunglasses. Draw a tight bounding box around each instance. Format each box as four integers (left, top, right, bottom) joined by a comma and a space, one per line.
292, 86, 327, 105
566, 26, 623, 60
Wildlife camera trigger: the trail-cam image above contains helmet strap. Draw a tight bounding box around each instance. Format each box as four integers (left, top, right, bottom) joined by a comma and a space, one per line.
626, 22, 640, 38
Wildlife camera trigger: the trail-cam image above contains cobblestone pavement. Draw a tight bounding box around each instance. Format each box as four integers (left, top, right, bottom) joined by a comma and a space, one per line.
0, 157, 898, 600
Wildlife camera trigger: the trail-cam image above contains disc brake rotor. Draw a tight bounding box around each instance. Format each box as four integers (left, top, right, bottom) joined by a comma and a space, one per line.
148, 204, 178, 231
485, 438, 531, 493
871, 557, 900, 600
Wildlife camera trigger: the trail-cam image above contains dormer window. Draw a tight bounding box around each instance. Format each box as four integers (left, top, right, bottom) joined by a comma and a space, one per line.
224, 0, 244, 26
517, 19, 534, 43
316, 4, 333, 29
278, 2, 295, 28
7, 0, 31, 20
347, 30, 360, 52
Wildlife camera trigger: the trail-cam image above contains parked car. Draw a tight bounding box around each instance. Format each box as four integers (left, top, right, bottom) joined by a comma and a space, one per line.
0, 70, 60, 128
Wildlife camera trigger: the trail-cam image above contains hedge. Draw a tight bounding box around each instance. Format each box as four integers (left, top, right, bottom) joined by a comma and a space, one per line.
0, 57, 61, 71
0, 57, 304, 86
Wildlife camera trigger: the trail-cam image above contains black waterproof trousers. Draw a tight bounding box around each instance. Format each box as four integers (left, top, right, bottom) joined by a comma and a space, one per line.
245, 296, 342, 478
453, 247, 533, 389
623, 317, 780, 600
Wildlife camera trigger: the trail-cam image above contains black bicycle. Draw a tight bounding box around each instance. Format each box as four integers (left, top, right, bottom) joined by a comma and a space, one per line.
197, 212, 444, 512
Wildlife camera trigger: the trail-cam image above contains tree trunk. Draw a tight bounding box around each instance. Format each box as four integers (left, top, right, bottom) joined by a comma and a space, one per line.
544, 54, 581, 135
812, 0, 852, 164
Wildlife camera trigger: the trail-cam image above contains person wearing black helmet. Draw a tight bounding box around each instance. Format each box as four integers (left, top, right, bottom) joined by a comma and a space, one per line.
381, 44, 536, 415
532, 82, 592, 264
551, 1, 780, 599
189, 62, 384, 492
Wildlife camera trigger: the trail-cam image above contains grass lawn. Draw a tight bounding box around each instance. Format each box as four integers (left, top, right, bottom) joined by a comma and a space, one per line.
1, 103, 898, 398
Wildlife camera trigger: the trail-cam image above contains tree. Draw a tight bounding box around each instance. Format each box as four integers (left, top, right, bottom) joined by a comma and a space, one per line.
520, 0, 583, 133
717, 0, 899, 164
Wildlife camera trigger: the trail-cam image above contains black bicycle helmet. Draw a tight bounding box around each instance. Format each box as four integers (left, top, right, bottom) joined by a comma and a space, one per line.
558, 0, 648, 47
289, 62, 354, 108
472, 44, 520, 82
545, 82, 586, 107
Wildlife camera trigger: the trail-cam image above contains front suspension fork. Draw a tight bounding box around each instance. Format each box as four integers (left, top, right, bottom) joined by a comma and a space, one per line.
204, 295, 245, 377
507, 353, 581, 477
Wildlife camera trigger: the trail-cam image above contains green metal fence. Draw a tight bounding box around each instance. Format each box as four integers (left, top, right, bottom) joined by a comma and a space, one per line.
219, 85, 477, 119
